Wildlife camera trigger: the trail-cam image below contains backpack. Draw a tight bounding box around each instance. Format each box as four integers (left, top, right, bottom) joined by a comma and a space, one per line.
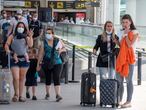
2, 22, 10, 31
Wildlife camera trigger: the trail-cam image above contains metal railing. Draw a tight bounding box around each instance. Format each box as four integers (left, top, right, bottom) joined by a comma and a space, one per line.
44, 22, 146, 85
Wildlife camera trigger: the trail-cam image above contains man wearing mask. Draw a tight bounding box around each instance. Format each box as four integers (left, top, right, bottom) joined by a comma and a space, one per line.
0, 10, 11, 68
23, 10, 31, 24
8, 9, 29, 36
0, 10, 11, 45
29, 12, 43, 49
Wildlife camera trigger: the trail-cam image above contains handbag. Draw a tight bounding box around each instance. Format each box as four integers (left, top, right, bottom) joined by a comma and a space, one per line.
43, 57, 55, 70
60, 51, 69, 64
43, 39, 57, 70
100, 53, 112, 63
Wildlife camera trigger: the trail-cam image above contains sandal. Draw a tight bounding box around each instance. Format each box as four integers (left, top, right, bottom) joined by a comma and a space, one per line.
19, 96, 26, 102
12, 95, 18, 102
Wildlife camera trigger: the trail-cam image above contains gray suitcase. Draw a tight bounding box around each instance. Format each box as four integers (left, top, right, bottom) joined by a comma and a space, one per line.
0, 53, 11, 104
99, 53, 120, 108
100, 79, 120, 108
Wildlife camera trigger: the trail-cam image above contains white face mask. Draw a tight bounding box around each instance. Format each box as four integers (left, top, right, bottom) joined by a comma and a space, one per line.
3, 14, 7, 18
45, 34, 52, 40
33, 17, 38, 21
106, 31, 112, 35
17, 27, 24, 33
7, 20, 11, 23
17, 15, 22, 19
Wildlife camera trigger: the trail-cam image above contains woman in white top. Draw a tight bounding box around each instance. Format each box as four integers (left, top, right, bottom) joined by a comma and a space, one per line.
116, 14, 139, 108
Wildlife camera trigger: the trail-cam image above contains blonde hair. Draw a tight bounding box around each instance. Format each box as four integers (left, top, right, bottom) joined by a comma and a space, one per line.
101, 21, 116, 42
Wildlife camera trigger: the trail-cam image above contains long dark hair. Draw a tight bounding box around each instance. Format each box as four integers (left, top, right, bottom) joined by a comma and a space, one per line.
14, 22, 27, 36
122, 14, 136, 30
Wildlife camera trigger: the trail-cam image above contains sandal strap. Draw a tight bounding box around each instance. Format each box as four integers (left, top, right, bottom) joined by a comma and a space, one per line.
19, 96, 26, 102
12, 95, 18, 102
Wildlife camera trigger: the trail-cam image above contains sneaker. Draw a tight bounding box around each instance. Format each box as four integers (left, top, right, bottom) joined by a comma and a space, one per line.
32, 96, 37, 100
45, 94, 50, 100
121, 102, 132, 108
26, 92, 30, 99
56, 95, 63, 102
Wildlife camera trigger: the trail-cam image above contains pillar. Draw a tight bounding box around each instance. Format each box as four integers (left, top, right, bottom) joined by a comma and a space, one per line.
0, 0, 4, 11
40, 0, 47, 8
106, 0, 120, 25
135, 0, 146, 26
125, 0, 136, 24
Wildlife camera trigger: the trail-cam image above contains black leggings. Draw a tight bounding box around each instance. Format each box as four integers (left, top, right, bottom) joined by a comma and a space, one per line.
43, 64, 62, 86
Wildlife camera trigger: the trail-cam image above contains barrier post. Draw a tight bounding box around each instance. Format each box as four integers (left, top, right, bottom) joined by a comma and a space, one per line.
137, 51, 142, 85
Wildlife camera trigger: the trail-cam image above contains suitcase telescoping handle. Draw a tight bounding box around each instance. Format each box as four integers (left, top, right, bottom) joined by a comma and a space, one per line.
88, 52, 92, 73
7, 52, 11, 71
88, 52, 97, 74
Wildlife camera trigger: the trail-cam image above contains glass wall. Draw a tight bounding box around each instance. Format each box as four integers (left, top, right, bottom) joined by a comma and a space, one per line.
120, 0, 126, 19
46, 22, 146, 49
54, 23, 102, 48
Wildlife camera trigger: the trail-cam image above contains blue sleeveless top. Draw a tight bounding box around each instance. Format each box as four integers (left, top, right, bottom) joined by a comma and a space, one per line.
43, 38, 62, 65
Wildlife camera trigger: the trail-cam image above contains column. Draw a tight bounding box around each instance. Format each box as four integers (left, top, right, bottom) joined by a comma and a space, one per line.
0, 0, 4, 11
106, 0, 120, 25
40, 0, 47, 8
96, 0, 107, 25
135, 0, 146, 26
125, 0, 136, 23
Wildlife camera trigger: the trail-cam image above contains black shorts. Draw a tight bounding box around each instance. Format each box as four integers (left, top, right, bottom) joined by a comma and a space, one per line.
10, 58, 30, 68
25, 59, 38, 86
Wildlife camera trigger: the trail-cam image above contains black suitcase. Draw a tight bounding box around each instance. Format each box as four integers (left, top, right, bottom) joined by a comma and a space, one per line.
80, 72, 96, 106
100, 79, 120, 108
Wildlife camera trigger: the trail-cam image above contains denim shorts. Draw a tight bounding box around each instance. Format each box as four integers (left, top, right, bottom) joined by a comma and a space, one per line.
10, 58, 30, 68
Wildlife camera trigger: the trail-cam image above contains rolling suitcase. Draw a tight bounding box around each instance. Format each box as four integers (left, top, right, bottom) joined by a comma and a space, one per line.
99, 53, 120, 108
80, 72, 96, 106
0, 53, 11, 104
80, 53, 96, 106
100, 79, 120, 108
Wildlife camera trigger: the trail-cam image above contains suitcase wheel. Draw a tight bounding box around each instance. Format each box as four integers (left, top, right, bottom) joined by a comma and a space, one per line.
112, 104, 116, 108
116, 103, 119, 107
100, 103, 103, 107
94, 103, 96, 107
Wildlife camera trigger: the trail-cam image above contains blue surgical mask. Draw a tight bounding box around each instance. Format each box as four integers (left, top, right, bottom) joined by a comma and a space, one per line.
45, 34, 52, 40
106, 31, 112, 35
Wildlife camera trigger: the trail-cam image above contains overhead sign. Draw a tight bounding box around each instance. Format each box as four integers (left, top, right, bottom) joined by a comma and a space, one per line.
25, 1, 31, 8
49, 2, 55, 9
48, 1, 65, 9
76, 0, 97, 2
56, 2, 64, 9
4, 1, 25, 7
75, 2, 86, 9
4, 1, 40, 8
48, 1, 86, 9
66, 1, 74, 9
31, 1, 40, 8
